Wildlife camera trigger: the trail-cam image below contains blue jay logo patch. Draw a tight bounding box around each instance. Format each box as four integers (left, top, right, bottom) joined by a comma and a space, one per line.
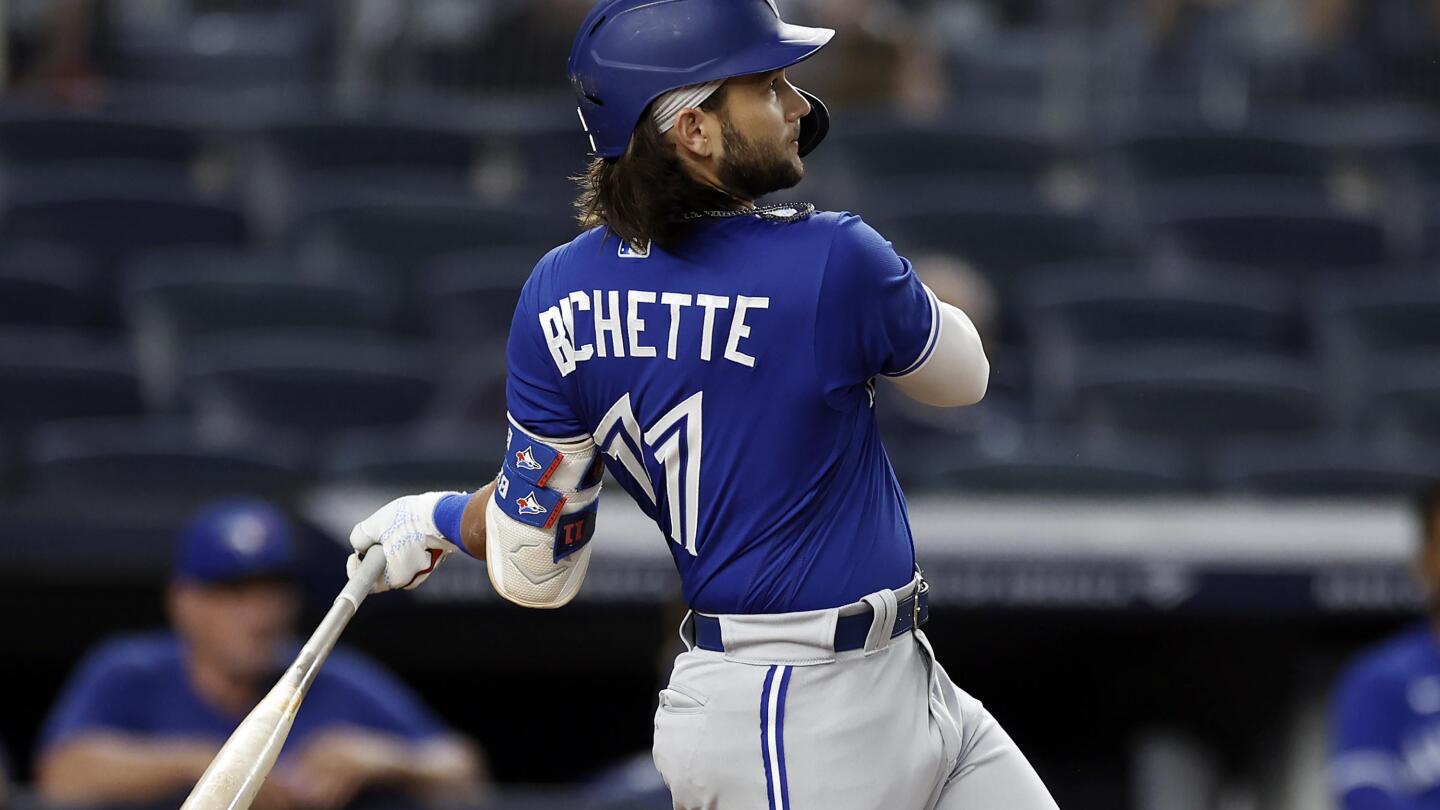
515, 446, 543, 471
516, 492, 547, 516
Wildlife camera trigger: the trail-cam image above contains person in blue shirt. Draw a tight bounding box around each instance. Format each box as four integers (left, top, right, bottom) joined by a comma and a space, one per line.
1331, 485, 1440, 809
36, 499, 486, 810
346, 1, 1059, 807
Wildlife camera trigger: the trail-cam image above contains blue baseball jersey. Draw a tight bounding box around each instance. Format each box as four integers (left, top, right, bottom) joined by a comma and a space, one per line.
39, 633, 447, 758
1331, 623, 1440, 809
506, 210, 940, 614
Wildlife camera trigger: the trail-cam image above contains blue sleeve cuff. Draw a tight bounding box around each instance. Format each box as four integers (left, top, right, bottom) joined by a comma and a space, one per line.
433, 492, 474, 553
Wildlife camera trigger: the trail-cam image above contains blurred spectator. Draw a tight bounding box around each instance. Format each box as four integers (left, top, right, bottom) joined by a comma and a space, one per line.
6, 0, 107, 104
35, 499, 487, 810
785, 0, 947, 114
1329, 483, 1440, 809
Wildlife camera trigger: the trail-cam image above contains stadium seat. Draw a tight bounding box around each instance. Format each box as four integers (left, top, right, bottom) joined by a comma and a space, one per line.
1367, 359, 1440, 443
0, 330, 145, 429
184, 334, 440, 433
124, 266, 395, 337
1156, 209, 1387, 271
23, 419, 309, 499
289, 201, 568, 277
1314, 275, 1440, 422
1074, 353, 1323, 442
1024, 272, 1297, 349
1, 190, 249, 271
418, 260, 527, 342
874, 198, 1116, 275
1116, 132, 1330, 183
0, 242, 97, 327
0, 497, 197, 582
321, 423, 506, 491
915, 428, 1195, 495
256, 119, 482, 216
0, 113, 200, 166
1210, 437, 1436, 496
838, 121, 1057, 183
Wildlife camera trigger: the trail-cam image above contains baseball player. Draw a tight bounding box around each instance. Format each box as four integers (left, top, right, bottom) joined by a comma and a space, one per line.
1330, 482, 1440, 809
347, 1, 1061, 807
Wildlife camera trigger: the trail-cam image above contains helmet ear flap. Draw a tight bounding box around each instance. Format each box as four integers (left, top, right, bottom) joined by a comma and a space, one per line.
795, 88, 829, 157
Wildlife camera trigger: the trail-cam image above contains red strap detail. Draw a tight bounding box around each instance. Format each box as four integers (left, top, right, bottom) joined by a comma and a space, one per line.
541, 495, 568, 530
535, 451, 565, 488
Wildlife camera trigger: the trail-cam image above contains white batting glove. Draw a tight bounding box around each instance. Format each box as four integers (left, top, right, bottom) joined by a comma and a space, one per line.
347, 491, 462, 593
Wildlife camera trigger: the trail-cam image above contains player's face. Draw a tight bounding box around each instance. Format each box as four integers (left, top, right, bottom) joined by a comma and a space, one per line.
714, 69, 812, 200
171, 578, 299, 682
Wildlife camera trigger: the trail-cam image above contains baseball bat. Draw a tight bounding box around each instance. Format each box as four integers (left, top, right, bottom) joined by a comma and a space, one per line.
180, 551, 387, 810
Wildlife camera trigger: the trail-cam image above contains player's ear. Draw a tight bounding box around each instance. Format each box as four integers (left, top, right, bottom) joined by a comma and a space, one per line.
671, 107, 718, 160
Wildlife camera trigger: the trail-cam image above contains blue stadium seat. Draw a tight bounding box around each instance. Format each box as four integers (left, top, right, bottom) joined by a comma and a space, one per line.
1157, 209, 1387, 271
914, 429, 1195, 494
1210, 437, 1435, 496
1075, 353, 1323, 442
258, 119, 481, 214
1117, 132, 1330, 183
1313, 275, 1440, 424
0, 498, 196, 581
0, 330, 144, 429
1, 190, 249, 271
0, 113, 200, 166
290, 201, 568, 276
124, 266, 395, 338
838, 121, 1057, 182
418, 259, 527, 342
1367, 360, 1440, 442
321, 423, 506, 490
1024, 272, 1297, 349
23, 420, 308, 498
874, 198, 1116, 275
0, 242, 97, 327
1025, 274, 1301, 417
184, 334, 439, 433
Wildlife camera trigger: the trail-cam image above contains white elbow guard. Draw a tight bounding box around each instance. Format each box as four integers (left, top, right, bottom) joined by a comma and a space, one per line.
485, 418, 604, 609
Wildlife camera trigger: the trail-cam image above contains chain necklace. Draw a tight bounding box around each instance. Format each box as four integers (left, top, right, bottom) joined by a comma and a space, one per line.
679, 202, 816, 223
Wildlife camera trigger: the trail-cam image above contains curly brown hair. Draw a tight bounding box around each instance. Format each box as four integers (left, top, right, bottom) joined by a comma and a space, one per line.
572, 86, 742, 253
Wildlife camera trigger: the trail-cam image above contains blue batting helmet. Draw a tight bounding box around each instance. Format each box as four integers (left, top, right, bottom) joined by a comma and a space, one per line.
567, 0, 835, 159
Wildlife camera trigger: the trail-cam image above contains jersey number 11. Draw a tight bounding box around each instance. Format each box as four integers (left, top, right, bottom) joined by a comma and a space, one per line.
595, 391, 704, 556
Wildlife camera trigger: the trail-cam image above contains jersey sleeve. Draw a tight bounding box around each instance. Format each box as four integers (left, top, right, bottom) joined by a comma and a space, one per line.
1330, 663, 1414, 809
38, 641, 148, 752
507, 251, 589, 439
813, 214, 939, 408
315, 650, 448, 742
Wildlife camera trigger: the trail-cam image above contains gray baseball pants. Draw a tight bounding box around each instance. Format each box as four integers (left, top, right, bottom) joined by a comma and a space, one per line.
652, 578, 1060, 810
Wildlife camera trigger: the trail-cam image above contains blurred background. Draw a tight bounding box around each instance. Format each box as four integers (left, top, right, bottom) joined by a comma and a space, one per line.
0, 0, 1437, 808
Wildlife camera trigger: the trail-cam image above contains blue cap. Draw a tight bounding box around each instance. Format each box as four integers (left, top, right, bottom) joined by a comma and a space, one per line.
173, 499, 297, 585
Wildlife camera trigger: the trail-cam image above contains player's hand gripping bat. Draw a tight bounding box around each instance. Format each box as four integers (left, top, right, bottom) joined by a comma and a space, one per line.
179, 551, 387, 810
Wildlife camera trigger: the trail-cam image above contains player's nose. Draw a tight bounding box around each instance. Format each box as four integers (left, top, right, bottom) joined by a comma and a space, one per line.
783, 81, 812, 122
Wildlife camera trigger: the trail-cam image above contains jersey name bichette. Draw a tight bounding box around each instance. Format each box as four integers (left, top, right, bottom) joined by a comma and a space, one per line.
538, 290, 770, 374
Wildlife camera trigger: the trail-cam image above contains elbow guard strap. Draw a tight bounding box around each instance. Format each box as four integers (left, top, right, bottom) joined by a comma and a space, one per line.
486, 420, 604, 608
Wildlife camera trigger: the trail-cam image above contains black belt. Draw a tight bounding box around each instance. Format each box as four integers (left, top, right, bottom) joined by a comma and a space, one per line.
692, 581, 929, 654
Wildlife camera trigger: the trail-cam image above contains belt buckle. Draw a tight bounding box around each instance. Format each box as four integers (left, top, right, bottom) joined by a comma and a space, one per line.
912, 574, 928, 629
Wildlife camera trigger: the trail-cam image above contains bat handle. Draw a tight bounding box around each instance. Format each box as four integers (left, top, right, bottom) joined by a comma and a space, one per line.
290, 551, 388, 696
341, 551, 388, 610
